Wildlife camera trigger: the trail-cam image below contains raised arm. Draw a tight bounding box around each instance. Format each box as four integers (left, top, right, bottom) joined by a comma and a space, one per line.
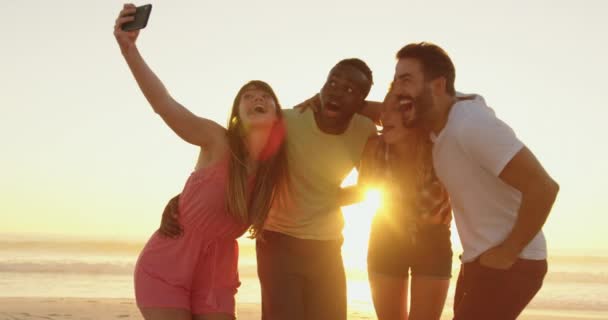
113, 4, 225, 148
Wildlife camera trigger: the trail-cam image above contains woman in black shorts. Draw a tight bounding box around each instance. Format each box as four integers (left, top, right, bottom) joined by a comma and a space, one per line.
358, 89, 452, 320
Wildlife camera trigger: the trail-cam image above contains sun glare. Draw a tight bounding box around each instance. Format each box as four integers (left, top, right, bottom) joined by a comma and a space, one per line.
339, 169, 385, 305
364, 189, 383, 212
341, 188, 383, 270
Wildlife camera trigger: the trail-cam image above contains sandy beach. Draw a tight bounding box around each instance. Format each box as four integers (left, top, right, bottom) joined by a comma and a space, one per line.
1, 297, 606, 320
0, 298, 262, 320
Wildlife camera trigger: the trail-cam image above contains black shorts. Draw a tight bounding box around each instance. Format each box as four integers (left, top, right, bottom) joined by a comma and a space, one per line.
367, 219, 453, 279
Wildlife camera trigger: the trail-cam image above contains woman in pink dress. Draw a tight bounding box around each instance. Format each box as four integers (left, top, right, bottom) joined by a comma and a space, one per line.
114, 4, 289, 320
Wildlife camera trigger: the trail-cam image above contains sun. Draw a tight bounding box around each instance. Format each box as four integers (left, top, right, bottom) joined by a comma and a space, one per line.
339, 168, 383, 308
340, 169, 383, 272
341, 189, 382, 270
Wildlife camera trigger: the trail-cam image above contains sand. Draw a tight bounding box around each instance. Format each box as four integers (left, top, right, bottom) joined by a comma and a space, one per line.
0, 297, 605, 320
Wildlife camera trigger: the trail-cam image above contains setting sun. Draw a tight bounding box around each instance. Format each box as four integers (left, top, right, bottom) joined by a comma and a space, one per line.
339, 169, 386, 309
340, 170, 382, 270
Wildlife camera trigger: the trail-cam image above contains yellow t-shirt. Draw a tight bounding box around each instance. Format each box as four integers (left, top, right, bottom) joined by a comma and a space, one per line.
264, 108, 376, 240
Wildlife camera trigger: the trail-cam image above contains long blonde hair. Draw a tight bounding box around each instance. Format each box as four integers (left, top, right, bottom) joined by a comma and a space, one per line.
379, 85, 434, 190
398, 129, 434, 190
372, 129, 433, 196
225, 81, 290, 239
375, 87, 450, 224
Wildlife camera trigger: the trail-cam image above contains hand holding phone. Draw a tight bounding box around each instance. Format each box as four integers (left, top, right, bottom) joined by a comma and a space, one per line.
121, 4, 152, 31
114, 4, 152, 53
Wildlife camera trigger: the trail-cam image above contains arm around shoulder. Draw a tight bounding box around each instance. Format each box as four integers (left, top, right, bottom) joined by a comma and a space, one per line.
358, 100, 382, 124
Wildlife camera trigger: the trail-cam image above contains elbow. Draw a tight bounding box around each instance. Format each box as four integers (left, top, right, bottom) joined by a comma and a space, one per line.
527, 176, 559, 207
548, 178, 559, 201
538, 178, 559, 209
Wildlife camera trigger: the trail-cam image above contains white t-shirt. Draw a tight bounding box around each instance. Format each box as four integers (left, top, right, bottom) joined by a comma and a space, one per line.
431, 95, 547, 263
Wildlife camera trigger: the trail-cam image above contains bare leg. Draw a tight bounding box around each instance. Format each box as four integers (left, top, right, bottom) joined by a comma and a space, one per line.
409, 276, 449, 320
193, 313, 235, 320
369, 271, 409, 320
139, 307, 192, 320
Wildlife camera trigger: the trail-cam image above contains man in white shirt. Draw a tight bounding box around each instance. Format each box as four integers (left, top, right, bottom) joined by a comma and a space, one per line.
391, 42, 559, 320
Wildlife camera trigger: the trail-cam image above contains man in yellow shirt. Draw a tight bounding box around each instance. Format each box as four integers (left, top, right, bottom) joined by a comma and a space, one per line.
160, 58, 376, 320
257, 59, 376, 320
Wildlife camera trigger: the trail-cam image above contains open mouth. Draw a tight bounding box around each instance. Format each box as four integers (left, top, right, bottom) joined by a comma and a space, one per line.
399, 99, 413, 112
253, 105, 267, 114
326, 101, 341, 112
399, 98, 416, 123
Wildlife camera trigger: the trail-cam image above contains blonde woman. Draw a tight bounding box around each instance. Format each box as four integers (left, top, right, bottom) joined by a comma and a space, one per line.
359, 89, 452, 320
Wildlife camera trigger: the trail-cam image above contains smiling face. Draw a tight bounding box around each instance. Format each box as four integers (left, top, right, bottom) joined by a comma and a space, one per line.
318, 64, 371, 130
392, 58, 437, 129
237, 86, 279, 130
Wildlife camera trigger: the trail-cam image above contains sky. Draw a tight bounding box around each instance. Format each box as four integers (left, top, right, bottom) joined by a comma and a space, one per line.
1, 0, 607, 254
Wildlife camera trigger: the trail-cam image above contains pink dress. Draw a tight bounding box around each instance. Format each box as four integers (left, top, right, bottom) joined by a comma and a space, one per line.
134, 157, 249, 315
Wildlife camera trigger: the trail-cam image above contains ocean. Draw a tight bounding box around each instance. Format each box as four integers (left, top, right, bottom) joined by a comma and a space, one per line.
1, 236, 607, 318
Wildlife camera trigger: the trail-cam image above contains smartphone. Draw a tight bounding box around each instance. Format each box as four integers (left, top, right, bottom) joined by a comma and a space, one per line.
121, 4, 152, 31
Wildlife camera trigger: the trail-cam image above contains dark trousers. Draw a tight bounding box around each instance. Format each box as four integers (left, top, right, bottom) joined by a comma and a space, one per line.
453, 258, 548, 320
256, 230, 346, 320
